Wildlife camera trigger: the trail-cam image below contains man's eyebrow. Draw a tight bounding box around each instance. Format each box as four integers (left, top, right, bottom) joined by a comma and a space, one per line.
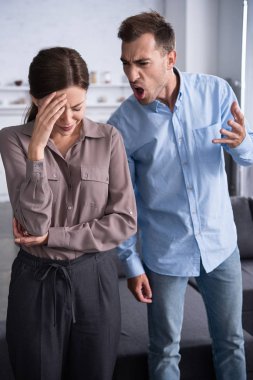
120, 57, 151, 63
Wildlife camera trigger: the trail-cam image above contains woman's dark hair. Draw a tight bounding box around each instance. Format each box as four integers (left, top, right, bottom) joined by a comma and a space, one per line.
25, 47, 89, 122
118, 11, 175, 53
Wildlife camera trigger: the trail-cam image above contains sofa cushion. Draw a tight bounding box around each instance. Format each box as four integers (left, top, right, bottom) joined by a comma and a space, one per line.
241, 262, 253, 311
113, 279, 149, 380
241, 263, 253, 335
231, 196, 253, 259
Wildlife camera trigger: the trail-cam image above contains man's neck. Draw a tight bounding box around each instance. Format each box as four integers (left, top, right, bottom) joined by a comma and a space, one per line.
158, 69, 180, 111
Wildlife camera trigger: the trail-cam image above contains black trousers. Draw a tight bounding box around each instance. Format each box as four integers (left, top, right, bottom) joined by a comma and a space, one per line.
6, 249, 121, 380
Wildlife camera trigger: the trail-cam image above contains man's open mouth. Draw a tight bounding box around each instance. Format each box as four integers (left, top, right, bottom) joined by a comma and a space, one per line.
132, 86, 145, 100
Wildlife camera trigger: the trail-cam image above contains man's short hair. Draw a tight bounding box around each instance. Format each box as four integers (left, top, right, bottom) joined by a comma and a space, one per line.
118, 11, 175, 53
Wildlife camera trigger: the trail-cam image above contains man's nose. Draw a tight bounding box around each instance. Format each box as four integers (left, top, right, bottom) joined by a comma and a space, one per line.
125, 65, 140, 83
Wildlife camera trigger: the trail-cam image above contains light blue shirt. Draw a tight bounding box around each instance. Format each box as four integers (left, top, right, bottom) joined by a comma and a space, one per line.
108, 69, 253, 278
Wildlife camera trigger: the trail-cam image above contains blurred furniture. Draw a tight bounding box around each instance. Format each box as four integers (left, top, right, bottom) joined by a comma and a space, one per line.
114, 196, 253, 380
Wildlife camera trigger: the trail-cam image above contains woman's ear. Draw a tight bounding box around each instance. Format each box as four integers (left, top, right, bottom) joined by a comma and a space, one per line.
31, 96, 39, 107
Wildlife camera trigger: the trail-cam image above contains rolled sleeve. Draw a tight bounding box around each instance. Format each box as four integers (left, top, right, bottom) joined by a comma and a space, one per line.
0, 127, 53, 236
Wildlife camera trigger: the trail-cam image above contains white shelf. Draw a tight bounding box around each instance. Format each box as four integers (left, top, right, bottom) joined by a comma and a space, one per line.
0, 84, 130, 128
0, 86, 29, 91
0, 105, 28, 110
0, 84, 130, 91
0, 103, 123, 111
89, 83, 130, 88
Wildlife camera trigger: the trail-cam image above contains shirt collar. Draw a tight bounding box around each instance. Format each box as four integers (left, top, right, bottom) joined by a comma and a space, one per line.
83, 118, 106, 138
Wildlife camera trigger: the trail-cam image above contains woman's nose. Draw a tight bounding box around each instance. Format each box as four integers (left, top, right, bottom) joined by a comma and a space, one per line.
60, 108, 72, 124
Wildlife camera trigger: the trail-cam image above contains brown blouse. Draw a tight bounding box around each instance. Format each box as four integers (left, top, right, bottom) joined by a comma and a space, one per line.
0, 118, 137, 259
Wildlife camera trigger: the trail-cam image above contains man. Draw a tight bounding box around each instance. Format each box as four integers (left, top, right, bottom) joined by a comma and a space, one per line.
108, 11, 253, 380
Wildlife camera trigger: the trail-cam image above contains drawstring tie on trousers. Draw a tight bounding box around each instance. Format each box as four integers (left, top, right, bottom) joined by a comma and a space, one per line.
35, 263, 76, 327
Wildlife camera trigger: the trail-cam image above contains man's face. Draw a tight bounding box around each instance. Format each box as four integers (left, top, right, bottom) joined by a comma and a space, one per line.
121, 33, 174, 105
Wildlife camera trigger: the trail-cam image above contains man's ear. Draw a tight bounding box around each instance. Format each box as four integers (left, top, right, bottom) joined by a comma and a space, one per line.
31, 96, 39, 107
167, 50, 176, 69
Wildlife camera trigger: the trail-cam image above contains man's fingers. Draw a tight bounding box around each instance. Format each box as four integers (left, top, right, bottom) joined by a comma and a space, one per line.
231, 101, 244, 126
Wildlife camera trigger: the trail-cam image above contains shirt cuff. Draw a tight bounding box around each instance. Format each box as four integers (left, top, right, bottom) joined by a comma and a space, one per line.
232, 132, 253, 156
26, 159, 46, 180
48, 227, 70, 248
121, 252, 145, 278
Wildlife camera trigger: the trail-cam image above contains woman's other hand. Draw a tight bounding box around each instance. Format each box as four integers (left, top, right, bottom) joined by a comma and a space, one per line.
13, 218, 48, 246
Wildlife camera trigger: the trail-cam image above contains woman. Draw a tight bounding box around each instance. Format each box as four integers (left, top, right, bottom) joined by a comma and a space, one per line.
0, 47, 137, 380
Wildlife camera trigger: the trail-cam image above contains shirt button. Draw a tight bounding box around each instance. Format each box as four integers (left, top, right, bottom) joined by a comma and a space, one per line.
67, 206, 72, 210
128, 208, 133, 215
53, 174, 57, 178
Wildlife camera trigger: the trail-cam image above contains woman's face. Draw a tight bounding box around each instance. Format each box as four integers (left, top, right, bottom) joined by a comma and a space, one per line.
35, 86, 86, 138
52, 86, 86, 137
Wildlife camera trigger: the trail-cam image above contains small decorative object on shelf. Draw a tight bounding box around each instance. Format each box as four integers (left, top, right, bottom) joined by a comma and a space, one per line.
89, 71, 97, 84
14, 80, 23, 86
10, 97, 27, 105
116, 96, 126, 103
97, 96, 108, 103
101, 71, 111, 84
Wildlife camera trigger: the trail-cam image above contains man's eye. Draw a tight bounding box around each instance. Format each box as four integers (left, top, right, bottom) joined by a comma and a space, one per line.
140, 62, 148, 66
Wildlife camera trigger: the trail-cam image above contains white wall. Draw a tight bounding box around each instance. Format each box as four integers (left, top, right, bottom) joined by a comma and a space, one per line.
0, 0, 247, 200
165, 0, 243, 82
1, 0, 243, 89
163, 0, 187, 71
165, 0, 219, 75
185, 0, 219, 75
0, 0, 163, 86
217, 0, 244, 82
0, 0, 164, 201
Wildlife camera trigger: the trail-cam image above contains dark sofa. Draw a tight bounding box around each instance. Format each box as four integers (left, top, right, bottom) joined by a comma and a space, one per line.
113, 196, 253, 380
1, 196, 253, 380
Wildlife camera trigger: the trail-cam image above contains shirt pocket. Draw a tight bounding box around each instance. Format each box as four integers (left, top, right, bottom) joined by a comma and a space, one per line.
81, 166, 109, 184
80, 166, 109, 215
192, 123, 222, 167
47, 169, 60, 200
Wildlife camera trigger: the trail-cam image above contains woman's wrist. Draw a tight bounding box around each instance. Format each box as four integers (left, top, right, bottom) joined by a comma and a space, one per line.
28, 145, 44, 161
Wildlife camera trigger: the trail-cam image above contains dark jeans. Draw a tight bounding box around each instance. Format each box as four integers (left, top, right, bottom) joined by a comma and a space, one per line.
6, 249, 121, 380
